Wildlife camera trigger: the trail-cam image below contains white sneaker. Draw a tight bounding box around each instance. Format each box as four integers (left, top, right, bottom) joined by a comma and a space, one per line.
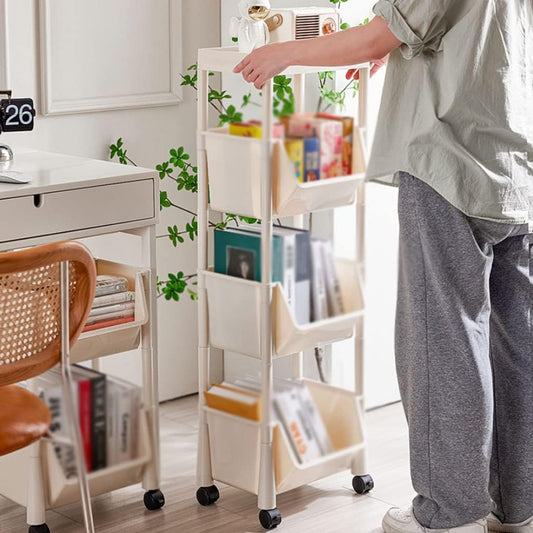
487, 512, 533, 532
382, 506, 488, 533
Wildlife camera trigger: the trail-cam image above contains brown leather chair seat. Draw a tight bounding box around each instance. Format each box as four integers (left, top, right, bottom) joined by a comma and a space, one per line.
0, 385, 51, 456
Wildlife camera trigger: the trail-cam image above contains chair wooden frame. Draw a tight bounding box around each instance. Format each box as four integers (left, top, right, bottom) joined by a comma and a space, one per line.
0, 241, 97, 533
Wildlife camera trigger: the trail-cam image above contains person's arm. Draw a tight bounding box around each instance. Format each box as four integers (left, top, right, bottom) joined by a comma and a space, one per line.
234, 16, 401, 89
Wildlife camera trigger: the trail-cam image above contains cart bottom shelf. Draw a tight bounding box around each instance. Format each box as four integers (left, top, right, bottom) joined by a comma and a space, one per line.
0, 408, 152, 509
205, 379, 367, 495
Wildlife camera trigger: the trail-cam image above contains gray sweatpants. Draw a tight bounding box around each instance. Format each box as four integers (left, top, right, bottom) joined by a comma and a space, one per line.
396, 172, 533, 529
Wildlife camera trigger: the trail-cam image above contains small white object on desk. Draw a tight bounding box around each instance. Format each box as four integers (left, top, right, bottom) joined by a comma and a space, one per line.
0, 170, 32, 184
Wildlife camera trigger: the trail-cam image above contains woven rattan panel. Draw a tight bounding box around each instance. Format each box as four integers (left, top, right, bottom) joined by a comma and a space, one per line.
0, 263, 77, 367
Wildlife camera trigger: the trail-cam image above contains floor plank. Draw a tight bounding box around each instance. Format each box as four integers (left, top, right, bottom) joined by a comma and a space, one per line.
0, 397, 415, 532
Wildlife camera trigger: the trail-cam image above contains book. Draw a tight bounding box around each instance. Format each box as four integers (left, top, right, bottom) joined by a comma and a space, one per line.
229, 121, 285, 139
284, 138, 304, 182
303, 137, 320, 182
92, 291, 135, 309
95, 275, 128, 297
204, 384, 261, 421
85, 308, 135, 326
285, 115, 343, 179
273, 225, 311, 325
310, 238, 328, 321
89, 301, 135, 318
71, 364, 107, 472
272, 226, 296, 317
320, 239, 344, 317
82, 316, 135, 332
214, 227, 283, 283
317, 113, 354, 175
273, 385, 323, 463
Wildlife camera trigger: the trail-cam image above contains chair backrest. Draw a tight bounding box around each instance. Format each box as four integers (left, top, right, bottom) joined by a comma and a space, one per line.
0, 241, 96, 387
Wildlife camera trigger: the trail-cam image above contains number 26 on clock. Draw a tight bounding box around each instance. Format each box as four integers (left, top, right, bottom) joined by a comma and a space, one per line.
0, 98, 35, 132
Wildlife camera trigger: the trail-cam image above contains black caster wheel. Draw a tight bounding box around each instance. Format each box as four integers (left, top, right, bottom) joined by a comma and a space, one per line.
259, 508, 282, 530
352, 474, 374, 494
29, 525, 50, 533
144, 489, 165, 510
196, 485, 220, 506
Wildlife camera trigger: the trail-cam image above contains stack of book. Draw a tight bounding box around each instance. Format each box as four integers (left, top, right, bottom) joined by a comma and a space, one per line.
36, 365, 141, 477
228, 113, 354, 182
205, 377, 333, 463
214, 225, 344, 324
84, 275, 136, 332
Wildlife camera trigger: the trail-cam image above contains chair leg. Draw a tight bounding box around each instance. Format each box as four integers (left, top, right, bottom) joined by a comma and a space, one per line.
26, 440, 47, 529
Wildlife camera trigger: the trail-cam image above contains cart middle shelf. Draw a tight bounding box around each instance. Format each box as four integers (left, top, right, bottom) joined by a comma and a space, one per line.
202, 257, 364, 358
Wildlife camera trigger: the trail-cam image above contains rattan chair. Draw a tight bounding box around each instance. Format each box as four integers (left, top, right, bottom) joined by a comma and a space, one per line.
0, 241, 97, 533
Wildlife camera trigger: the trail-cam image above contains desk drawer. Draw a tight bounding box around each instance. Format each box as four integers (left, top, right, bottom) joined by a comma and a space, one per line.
0, 179, 154, 242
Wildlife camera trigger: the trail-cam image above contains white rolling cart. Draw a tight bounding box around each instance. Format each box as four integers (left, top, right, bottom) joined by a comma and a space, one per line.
195, 46, 373, 530
0, 149, 165, 531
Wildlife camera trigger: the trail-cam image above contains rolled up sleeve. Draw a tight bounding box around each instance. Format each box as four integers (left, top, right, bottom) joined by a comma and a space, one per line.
373, 0, 451, 59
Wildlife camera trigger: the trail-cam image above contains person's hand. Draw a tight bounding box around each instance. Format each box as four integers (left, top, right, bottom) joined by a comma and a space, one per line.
346, 55, 389, 81
233, 43, 290, 89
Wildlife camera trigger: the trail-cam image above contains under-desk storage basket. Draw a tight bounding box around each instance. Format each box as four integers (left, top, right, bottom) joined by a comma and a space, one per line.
204, 127, 367, 219
203, 258, 363, 357
0, 408, 151, 509
205, 379, 366, 495
71, 259, 149, 363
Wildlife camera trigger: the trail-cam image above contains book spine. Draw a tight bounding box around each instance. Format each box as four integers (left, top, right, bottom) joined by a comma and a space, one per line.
83, 316, 135, 332
92, 290, 135, 309
320, 240, 344, 316
91, 375, 107, 471
303, 137, 320, 182
95, 279, 128, 297
89, 301, 135, 318
85, 308, 135, 326
310, 239, 328, 321
281, 234, 296, 315
284, 138, 304, 183
294, 232, 311, 325
106, 381, 117, 467
117, 385, 134, 463
78, 379, 92, 472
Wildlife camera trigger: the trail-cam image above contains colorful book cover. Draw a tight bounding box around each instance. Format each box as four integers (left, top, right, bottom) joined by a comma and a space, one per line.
83, 316, 135, 332
284, 138, 304, 182
286, 116, 343, 179
317, 113, 354, 175
303, 137, 320, 182
214, 227, 283, 283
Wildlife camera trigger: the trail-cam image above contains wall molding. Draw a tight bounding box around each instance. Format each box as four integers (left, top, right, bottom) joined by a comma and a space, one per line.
0, 0, 9, 89
39, 0, 182, 116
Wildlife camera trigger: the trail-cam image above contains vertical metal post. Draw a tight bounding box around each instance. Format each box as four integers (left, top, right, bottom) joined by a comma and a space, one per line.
60, 261, 95, 533
258, 79, 276, 512
291, 72, 306, 381
354, 67, 369, 407
196, 67, 213, 487
140, 224, 161, 490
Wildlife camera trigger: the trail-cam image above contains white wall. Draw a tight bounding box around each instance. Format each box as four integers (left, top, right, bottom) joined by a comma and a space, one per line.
0, 0, 223, 401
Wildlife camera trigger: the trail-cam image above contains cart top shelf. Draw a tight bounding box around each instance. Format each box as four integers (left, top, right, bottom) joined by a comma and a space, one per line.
198, 46, 369, 75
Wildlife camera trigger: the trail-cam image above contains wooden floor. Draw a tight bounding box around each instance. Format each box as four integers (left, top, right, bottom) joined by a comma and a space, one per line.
0, 397, 415, 533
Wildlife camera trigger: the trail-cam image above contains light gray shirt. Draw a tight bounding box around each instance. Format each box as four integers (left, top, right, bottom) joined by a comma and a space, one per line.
367, 0, 533, 230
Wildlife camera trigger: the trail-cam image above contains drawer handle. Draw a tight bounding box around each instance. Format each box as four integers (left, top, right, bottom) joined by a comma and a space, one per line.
33, 194, 43, 208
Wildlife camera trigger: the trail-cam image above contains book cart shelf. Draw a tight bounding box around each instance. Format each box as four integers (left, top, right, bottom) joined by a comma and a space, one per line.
0, 150, 165, 532
195, 47, 373, 530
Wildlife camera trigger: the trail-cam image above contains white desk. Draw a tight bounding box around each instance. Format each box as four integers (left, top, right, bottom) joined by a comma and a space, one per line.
0, 148, 162, 519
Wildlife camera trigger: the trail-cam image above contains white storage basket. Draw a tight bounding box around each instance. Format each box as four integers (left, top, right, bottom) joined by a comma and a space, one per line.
206, 379, 366, 495
204, 127, 366, 219
203, 258, 364, 358
0, 408, 151, 509
71, 259, 149, 363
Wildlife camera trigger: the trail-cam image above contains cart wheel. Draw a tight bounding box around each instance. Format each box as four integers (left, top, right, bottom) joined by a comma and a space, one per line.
352, 474, 374, 494
196, 485, 220, 506
259, 508, 282, 530
144, 489, 165, 510
28, 525, 50, 533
